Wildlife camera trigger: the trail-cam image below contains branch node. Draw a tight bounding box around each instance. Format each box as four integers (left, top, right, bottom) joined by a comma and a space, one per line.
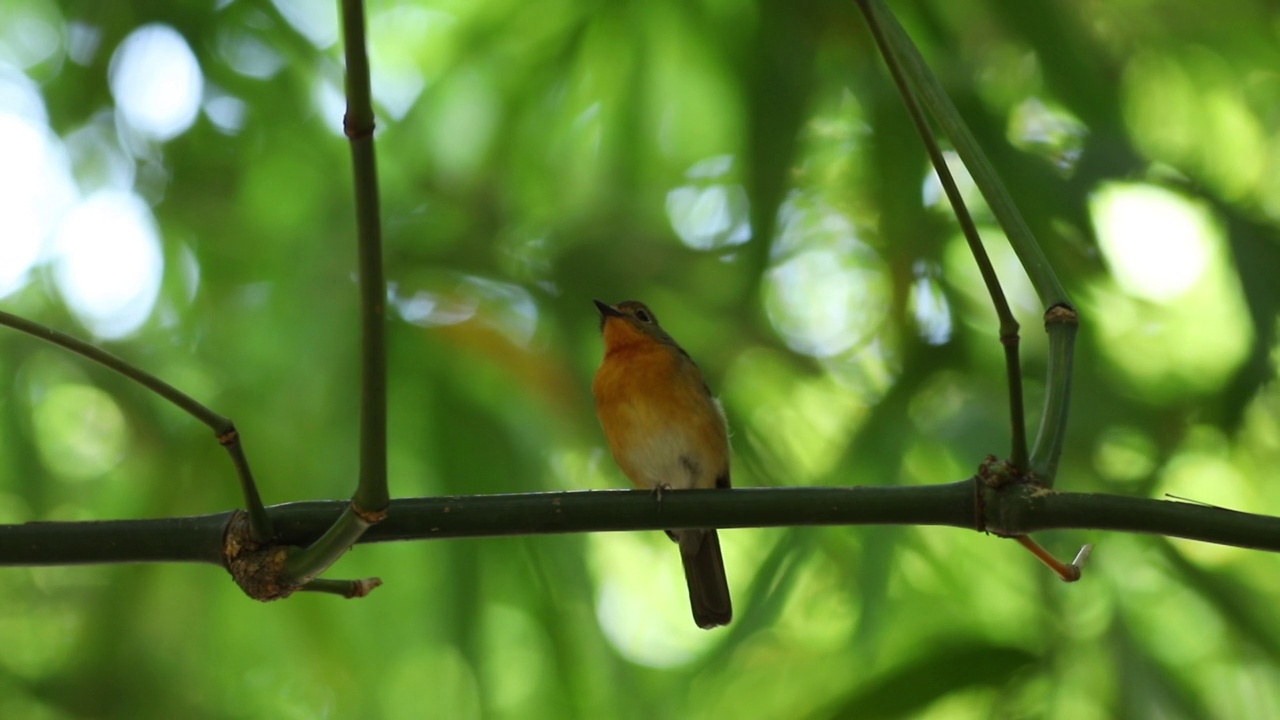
977, 455, 1019, 488
223, 511, 300, 602
1043, 303, 1079, 329
353, 503, 388, 524
343, 113, 374, 140
973, 476, 987, 534
348, 577, 383, 597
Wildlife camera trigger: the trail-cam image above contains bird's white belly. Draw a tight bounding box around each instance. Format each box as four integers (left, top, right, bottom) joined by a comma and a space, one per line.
621, 426, 700, 489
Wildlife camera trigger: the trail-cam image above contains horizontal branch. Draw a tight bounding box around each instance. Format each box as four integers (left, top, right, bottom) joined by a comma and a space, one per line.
1, 514, 229, 565
1005, 490, 1280, 551
2, 482, 1279, 569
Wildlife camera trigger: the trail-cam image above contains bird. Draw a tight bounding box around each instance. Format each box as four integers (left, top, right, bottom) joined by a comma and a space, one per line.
591, 299, 732, 629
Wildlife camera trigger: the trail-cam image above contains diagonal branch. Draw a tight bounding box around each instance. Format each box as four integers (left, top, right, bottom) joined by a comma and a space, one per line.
855, 0, 1077, 488
857, 0, 1068, 308
0, 310, 273, 542
857, 0, 1028, 472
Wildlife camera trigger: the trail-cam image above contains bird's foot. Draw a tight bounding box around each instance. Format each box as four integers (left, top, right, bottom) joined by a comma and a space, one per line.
651, 483, 672, 503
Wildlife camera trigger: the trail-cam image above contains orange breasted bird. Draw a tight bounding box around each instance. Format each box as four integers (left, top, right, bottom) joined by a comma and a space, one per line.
592, 299, 733, 629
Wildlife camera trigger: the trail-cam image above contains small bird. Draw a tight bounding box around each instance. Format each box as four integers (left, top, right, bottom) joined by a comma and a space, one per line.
592, 299, 732, 629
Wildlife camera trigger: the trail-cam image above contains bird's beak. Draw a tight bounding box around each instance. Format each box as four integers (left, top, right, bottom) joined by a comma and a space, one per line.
594, 299, 624, 333
593, 299, 624, 319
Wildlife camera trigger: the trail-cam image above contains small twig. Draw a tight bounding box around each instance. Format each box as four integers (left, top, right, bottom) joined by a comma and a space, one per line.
1165, 493, 1229, 510
301, 577, 384, 598
1014, 535, 1092, 582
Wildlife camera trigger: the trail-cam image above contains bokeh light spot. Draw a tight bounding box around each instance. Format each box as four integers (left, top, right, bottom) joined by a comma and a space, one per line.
1008, 96, 1086, 172
31, 383, 128, 481
1093, 425, 1158, 485
1091, 183, 1211, 302
0, 106, 76, 299
0, 2, 62, 70
109, 24, 203, 141
666, 184, 751, 250
271, 0, 339, 49
1084, 185, 1250, 399
591, 533, 706, 668
767, 247, 889, 358
53, 191, 164, 339
909, 261, 953, 345
666, 155, 751, 250
217, 30, 284, 80
765, 196, 890, 358
203, 92, 247, 135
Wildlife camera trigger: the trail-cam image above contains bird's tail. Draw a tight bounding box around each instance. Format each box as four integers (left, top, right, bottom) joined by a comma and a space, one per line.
678, 529, 732, 629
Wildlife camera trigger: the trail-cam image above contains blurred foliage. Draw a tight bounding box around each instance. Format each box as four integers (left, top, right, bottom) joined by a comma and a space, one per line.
2, 0, 1280, 717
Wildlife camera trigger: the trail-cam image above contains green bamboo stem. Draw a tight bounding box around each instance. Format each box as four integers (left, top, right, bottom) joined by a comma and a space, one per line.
0, 310, 273, 541
0, 512, 229, 565
340, 0, 389, 514
282, 503, 377, 585
281, 0, 388, 588
857, 0, 1079, 487
5, 486, 1280, 569
1029, 307, 1079, 484
860, 0, 1069, 309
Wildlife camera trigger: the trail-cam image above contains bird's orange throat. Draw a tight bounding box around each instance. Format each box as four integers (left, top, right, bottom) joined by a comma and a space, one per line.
600, 316, 654, 356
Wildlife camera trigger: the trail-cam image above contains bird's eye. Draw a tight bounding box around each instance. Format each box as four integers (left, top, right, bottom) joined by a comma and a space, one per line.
634, 309, 652, 323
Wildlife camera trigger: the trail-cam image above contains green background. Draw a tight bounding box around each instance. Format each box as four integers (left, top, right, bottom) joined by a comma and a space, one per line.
3, 0, 1280, 717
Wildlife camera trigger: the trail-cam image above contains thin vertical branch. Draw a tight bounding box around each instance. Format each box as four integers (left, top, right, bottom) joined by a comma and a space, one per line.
281, 0, 388, 586
341, 0, 389, 514
1029, 307, 1078, 485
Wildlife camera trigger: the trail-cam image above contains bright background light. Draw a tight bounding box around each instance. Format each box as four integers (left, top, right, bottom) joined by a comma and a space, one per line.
109, 24, 203, 141
0, 108, 74, 299
1091, 183, 1212, 302
53, 191, 164, 339
1, 22, 203, 338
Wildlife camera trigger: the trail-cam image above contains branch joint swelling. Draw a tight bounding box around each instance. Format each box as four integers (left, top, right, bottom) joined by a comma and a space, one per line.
223, 511, 300, 602
975, 455, 1047, 538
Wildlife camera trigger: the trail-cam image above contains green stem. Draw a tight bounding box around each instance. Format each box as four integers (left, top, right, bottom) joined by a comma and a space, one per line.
0, 310, 273, 541
282, 503, 376, 584
857, 0, 1028, 471
861, 0, 1069, 309
1029, 306, 1078, 485
342, 0, 389, 513
257, 0, 388, 588
7, 486, 1280, 568
0, 513, 229, 565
